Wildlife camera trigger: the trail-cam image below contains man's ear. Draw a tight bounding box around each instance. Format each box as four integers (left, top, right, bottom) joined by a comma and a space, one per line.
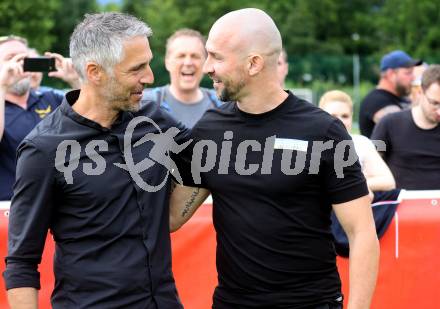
247, 54, 264, 76
164, 55, 172, 73
85, 61, 105, 85
384, 68, 396, 80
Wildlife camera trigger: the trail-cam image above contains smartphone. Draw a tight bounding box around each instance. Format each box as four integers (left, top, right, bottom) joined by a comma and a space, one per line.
23, 57, 56, 72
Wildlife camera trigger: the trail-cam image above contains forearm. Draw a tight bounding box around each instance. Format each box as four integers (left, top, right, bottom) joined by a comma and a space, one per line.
346, 229, 380, 309
169, 184, 209, 232
7, 287, 38, 309
366, 175, 396, 191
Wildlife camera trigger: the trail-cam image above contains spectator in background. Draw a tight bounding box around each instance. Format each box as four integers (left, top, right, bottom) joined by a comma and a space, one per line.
142, 28, 221, 128
320, 90, 395, 192
28, 48, 80, 95
359, 50, 422, 137
276, 48, 289, 88
0, 36, 79, 201
410, 62, 429, 106
372, 64, 440, 189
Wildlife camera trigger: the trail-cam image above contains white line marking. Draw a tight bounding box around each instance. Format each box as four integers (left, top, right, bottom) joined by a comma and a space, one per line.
395, 211, 399, 259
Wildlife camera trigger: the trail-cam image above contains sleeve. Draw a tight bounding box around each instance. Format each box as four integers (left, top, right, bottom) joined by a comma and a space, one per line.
53, 90, 65, 105
320, 120, 369, 204
359, 135, 378, 153
363, 94, 390, 119
3, 140, 55, 290
45, 89, 65, 107
141, 88, 159, 106
370, 116, 390, 156
171, 119, 209, 188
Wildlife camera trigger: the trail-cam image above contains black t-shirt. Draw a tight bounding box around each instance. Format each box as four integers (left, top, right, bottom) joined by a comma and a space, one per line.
359, 89, 404, 138
186, 92, 368, 307
371, 109, 440, 190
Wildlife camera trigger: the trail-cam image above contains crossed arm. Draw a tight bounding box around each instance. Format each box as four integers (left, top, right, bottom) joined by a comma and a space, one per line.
333, 195, 380, 309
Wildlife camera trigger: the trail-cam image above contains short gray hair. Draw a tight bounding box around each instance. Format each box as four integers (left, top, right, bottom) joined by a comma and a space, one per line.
69, 12, 152, 80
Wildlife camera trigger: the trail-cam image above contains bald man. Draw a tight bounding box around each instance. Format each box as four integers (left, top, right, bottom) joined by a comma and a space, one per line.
171, 8, 379, 309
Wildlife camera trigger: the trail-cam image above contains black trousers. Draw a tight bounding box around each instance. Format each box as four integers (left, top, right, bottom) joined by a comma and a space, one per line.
213, 299, 343, 309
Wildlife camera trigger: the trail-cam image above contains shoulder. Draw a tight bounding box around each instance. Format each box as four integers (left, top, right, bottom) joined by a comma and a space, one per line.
136, 98, 187, 130
201, 87, 223, 108
36, 89, 64, 106
361, 89, 394, 111
18, 128, 57, 164
23, 105, 65, 149
352, 133, 371, 144
370, 109, 409, 140
141, 86, 165, 104
352, 134, 375, 150
288, 94, 345, 138
362, 89, 390, 101
379, 108, 410, 124
362, 89, 399, 108
194, 100, 234, 125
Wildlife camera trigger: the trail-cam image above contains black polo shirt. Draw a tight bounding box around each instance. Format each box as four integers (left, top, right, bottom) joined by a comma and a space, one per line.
185, 92, 368, 308
3, 90, 188, 308
0, 89, 63, 200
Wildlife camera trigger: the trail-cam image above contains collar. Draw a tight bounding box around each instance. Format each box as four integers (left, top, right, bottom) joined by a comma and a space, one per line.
4, 90, 42, 110
60, 89, 134, 132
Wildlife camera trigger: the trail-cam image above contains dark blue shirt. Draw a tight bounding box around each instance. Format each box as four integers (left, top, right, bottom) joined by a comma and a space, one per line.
3, 90, 188, 308
0, 90, 63, 200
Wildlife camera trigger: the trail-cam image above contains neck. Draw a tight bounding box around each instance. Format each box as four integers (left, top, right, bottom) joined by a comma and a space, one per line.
412, 105, 438, 130
377, 79, 398, 97
72, 85, 119, 129
169, 84, 203, 104
5, 92, 30, 109
236, 81, 288, 114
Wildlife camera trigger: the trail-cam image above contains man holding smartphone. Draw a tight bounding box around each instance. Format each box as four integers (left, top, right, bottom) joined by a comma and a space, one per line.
0, 35, 79, 201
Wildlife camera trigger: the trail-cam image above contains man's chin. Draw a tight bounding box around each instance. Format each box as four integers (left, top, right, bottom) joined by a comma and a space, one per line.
178, 82, 199, 92
127, 101, 141, 112
9, 81, 31, 96
117, 99, 141, 113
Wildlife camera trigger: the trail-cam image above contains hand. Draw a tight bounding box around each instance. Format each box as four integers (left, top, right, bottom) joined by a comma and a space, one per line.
0, 53, 30, 90
45, 52, 81, 88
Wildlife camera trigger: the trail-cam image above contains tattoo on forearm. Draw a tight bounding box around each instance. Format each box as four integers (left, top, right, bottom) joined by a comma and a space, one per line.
181, 188, 200, 218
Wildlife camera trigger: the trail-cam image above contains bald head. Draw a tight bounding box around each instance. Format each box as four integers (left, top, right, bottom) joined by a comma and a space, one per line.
209, 8, 282, 67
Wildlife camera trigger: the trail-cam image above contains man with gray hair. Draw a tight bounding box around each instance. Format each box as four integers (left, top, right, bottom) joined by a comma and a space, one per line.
4, 12, 188, 308
171, 8, 379, 309
0, 36, 78, 201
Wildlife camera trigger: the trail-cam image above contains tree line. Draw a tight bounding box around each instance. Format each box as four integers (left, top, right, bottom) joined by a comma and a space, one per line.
1, 0, 439, 87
